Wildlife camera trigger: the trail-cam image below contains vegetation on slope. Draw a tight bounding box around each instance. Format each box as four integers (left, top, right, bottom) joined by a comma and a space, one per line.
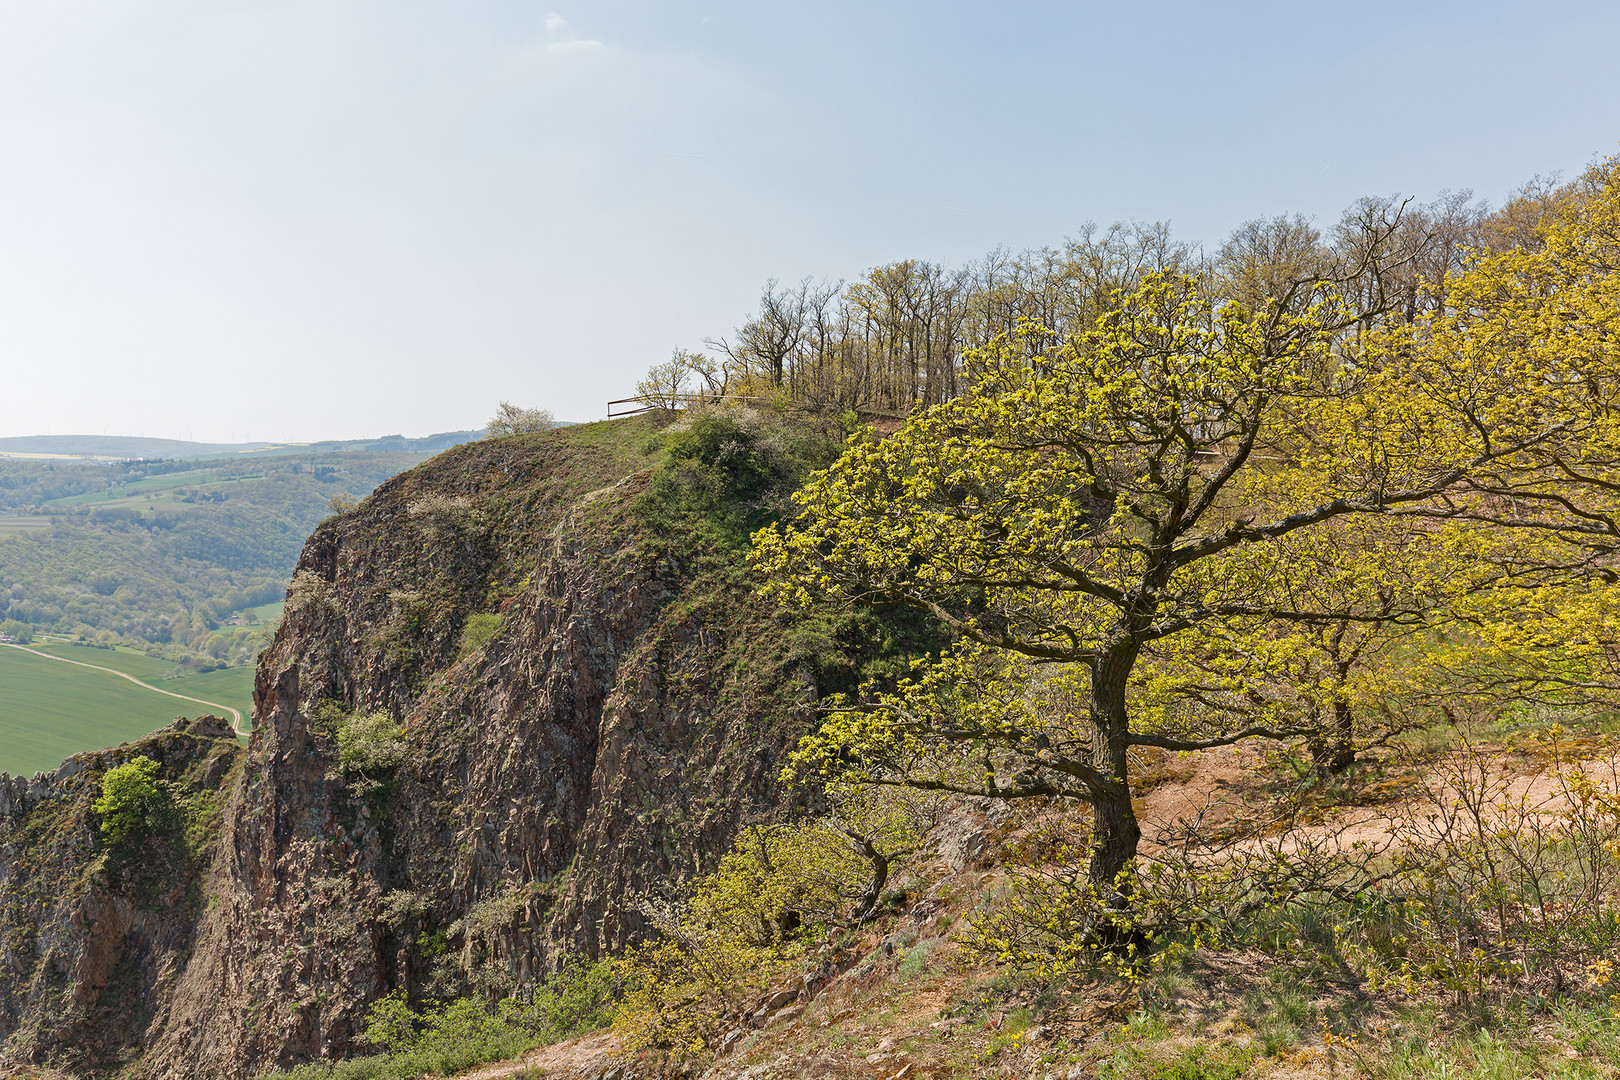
15, 158, 1618, 1079
0, 716, 242, 1074
757, 156, 1620, 900
520, 157, 1620, 1078
0, 449, 444, 669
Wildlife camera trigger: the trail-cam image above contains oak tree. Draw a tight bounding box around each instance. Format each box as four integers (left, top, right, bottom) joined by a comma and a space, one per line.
755, 167, 1620, 907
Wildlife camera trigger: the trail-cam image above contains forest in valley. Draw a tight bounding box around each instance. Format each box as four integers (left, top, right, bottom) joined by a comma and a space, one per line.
0, 449, 444, 667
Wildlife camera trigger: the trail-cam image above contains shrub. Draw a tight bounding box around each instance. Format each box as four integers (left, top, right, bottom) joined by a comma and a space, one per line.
612, 928, 784, 1057
334, 713, 407, 792
362, 991, 419, 1054
682, 784, 941, 951
636, 404, 848, 548
285, 570, 332, 617
405, 494, 478, 544
1111, 735, 1620, 1008
959, 817, 1153, 978
522, 956, 623, 1040
611, 783, 939, 1056
687, 821, 862, 947
276, 994, 533, 1079
455, 613, 502, 662
272, 966, 620, 1080
313, 704, 409, 796
609, 825, 825, 1054
93, 755, 170, 848
485, 402, 554, 438
1359, 741, 1620, 1002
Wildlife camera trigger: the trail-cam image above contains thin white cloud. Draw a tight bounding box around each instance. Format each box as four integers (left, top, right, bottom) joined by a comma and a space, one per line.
544, 12, 567, 33
547, 38, 602, 53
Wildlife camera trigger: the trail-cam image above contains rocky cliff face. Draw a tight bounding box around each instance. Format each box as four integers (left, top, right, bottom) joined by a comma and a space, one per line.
0, 716, 241, 1076
1, 416, 846, 1079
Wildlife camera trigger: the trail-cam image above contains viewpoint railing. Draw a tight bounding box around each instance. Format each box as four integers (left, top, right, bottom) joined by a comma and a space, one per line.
606, 392, 780, 419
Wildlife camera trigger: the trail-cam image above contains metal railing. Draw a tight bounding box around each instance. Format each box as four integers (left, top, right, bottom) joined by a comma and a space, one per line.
606, 393, 780, 419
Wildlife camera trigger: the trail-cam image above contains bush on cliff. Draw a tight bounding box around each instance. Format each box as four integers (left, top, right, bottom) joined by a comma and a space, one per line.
311, 702, 409, 796
272, 960, 619, 1080
613, 782, 943, 1055
637, 404, 851, 550
93, 755, 171, 848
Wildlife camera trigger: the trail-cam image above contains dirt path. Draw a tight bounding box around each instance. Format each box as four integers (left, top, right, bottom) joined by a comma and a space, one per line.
1135, 741, 1620, 857
453, 1032, 621, 1079
1, 643, 247, 738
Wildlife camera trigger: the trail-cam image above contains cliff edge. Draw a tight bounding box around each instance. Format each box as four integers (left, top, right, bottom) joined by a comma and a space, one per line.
2, 413, 877, 1079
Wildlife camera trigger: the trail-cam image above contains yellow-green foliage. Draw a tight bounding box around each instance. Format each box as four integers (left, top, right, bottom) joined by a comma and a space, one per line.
313, 703, 409, 794
960, 820, 1129, 978
334, 713, 407, 790
756, 159, 1620, 898
93, 755, 168, 848
692, 787, 939, 943
455, 613, 502, 661
789, 644, 1088, 803
612, 820, 847, 1055
689, 822, 861, 947
614, 783, 938, 1055
613, 931, 784, 1057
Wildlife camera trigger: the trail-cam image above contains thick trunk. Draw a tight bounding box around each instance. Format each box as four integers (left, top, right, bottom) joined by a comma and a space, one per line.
1311, 699, 1357, 776
850, 834, 890, 921
1311, 643, 1357, 778
1087, 649, 1141, 902
857, 852, 890, 920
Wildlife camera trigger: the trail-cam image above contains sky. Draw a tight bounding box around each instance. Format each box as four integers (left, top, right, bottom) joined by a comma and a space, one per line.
1, 1, 1617, 444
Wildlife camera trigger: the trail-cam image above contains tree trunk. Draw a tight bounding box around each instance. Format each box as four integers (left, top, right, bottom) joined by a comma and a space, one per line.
1311, 699, 1357, 777
847, 832, 891, 921
1311, 637, 1358, 778
1087, 649, 1141, 902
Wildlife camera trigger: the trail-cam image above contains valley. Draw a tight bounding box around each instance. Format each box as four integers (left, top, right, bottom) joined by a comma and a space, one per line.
0, 441, 468, 768
0, 641, 252, 775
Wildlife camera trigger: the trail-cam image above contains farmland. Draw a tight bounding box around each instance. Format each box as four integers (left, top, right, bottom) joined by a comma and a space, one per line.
0, 517, 51, 538
0, 442, 469, 772
0, 642, 253, 776
0, 449, 436, 669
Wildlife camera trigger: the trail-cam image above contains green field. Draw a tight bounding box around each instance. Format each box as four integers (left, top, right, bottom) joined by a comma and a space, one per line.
0, 644, 253, 776
27, 643, 255, 719
43, 468, 251, 509
0, 516, 52, 537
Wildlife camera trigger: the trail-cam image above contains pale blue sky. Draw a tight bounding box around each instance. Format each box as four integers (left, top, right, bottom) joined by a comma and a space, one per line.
2, 1, 1616, 443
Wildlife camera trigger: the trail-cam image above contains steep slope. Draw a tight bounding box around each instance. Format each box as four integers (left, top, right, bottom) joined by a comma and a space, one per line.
131, 415, 867, 1078
0, 716, 242, 1075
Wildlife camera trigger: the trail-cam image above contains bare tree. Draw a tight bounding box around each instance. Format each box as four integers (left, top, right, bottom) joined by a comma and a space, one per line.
485, 402, 555, 438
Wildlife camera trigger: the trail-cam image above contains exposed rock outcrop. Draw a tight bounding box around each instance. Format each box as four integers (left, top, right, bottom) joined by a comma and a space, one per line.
0, 716, 241, 1076
61, 417, 835, 1079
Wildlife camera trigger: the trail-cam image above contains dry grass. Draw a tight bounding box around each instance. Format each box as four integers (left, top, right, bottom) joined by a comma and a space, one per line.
422, 733, 1620, 1079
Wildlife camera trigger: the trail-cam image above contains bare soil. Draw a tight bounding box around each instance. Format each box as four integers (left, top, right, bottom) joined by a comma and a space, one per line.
438, 735, 1620, 1079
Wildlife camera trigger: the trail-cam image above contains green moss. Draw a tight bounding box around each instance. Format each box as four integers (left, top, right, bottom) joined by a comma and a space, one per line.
455, 612, 503, 661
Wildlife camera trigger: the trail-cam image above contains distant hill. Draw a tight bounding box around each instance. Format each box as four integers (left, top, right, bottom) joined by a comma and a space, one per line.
0, 435, 267, 460
0, 431, 483, 462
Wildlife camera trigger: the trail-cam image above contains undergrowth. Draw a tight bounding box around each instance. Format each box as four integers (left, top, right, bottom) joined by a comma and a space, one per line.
269, 959, 619, 1080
